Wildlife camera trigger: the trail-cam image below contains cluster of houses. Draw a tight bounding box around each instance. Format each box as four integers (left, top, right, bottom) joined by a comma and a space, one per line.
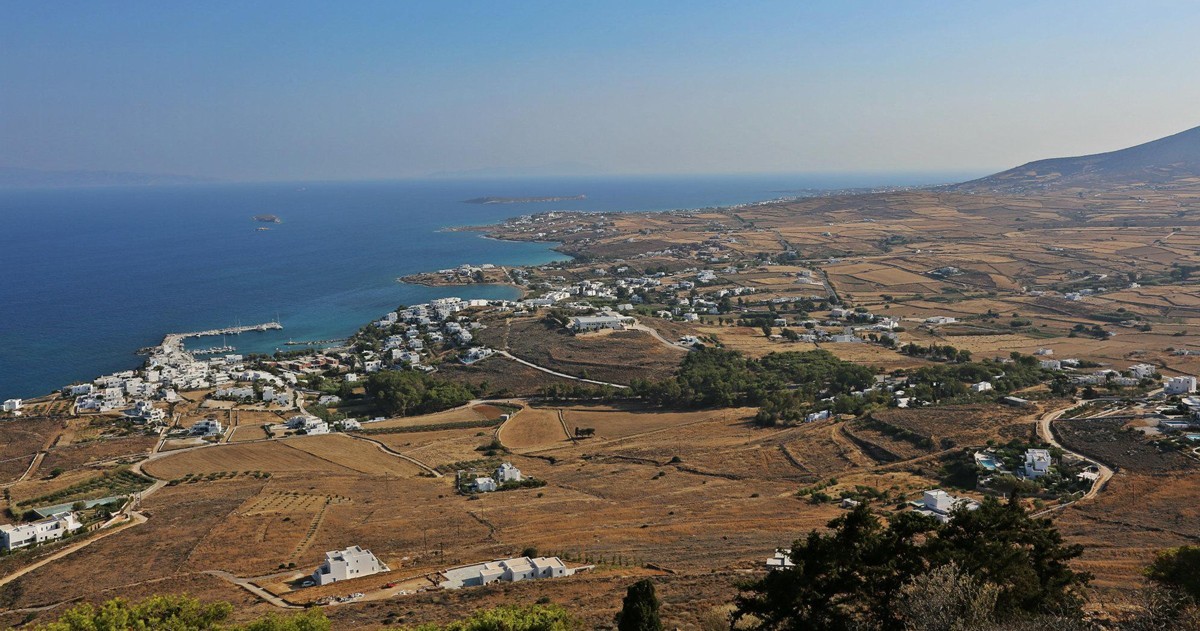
63, 342, 301, 424
0, 512, 83, 551
371, 298, 493, 371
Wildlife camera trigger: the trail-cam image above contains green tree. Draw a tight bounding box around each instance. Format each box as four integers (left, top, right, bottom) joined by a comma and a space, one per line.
1146, 545, 1200, 602
930, 497, 1090, 618
412, 605, 578, 631
36, 595, 233, 631
616, 579, 663, 631
733, 500, 1090, 630
37, 595, 330, 631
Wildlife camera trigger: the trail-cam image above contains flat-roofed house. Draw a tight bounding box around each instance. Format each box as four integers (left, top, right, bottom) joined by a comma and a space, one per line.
0, 512, 82, 551
312, 546, 389, 585
439, 556, 574, 589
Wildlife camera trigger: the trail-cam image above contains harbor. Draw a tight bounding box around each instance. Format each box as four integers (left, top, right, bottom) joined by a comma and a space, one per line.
137, 322, 282, 356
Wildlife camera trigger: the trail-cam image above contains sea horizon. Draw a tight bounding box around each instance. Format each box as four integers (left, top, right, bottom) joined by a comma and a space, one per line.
0, 171, 975, 399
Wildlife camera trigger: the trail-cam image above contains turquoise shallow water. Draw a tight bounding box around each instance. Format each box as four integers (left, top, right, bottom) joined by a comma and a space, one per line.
0, 173, 964, 397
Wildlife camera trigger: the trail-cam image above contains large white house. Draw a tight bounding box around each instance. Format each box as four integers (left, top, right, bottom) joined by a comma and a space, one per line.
0, 512, 83, 551
494, 462, 522, 484
2, 399, 22, 413
192, 418, 224, 436
570, 315, 630, 332
311, 546, 389, 585
286, 415, 329, 435
1165, 376, 1198, 395
439, 556, 574, 589
913, 490, 980, 523
1024, 449, 1052, 479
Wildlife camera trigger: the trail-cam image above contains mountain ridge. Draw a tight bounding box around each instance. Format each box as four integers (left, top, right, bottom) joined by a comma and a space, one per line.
948, 125, 1200, 193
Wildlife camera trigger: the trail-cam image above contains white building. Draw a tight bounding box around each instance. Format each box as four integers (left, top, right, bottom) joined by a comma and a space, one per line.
2, 399, 22, 413
124, 400, 166, 423
1024, 449, 1052, 479
474, 477, 497, 493
1165, 376, 1198, 395
570, 315, 629, 332
1129, 363, 1158, 379
440, 556, 574, 589
970, 381, 994, 393
311, 546, 390, 585
0, 512, 83, 551
765, 549, 795, 570
192, 419, 224, 436
287, 415, 328, 435
805, 410, 831, 423
913, 490, 980, 523
495, 462, 522, 483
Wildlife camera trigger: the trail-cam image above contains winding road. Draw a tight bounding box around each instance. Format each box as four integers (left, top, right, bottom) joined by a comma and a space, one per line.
1033, 402, 1115, 514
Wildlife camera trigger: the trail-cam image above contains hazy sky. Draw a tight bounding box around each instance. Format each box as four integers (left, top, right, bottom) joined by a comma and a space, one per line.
3, 1, 1200, 181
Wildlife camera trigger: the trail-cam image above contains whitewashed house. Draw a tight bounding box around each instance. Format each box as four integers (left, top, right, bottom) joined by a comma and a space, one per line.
0, 512, 82, 551
495, 462, 522, 484
765, 549, 795, 570
570, 315, 629, 332
312, 546, 389, 585
1165, 376, 1198, 395
1024, 449, 1052, 479
2, 399, 22, 413
970, 381, 994, 393
474, 477, 498, 493
287, 415, 328, 435
125, 400, 165, 423
914, 490, 980, 523
192, 419, 224, 436
439, 556, 574, 589
1129, 364, 1158, 379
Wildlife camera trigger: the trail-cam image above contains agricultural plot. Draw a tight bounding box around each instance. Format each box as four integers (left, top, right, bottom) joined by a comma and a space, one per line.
498, 407, 569, 451
0, 417, 61, 482
866, 404, 1031, 450
38, 433, 157, 473
363, 405, 493, 430
144, 440, 367, 479
560, 405, 736, 441
1055, 418, 1198, 473
492, 318, 684, 385
282, 434, 423, 476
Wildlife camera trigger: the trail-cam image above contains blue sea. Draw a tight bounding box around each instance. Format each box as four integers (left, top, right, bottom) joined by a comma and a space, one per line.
0, 173, 967, 398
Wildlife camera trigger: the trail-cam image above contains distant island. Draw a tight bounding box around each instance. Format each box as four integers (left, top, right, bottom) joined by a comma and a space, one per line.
462, 194, 586, 204
252, 214, 281, 223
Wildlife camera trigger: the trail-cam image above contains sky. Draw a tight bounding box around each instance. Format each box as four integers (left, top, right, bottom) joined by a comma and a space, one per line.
2, 1, 1200, 182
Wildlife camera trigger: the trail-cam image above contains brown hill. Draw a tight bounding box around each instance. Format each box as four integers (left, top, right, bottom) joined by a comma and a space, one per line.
949, 124, 1200, 194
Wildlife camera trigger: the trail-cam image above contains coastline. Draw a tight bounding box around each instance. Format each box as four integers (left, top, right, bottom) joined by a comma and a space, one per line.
4, 174, 861, 398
